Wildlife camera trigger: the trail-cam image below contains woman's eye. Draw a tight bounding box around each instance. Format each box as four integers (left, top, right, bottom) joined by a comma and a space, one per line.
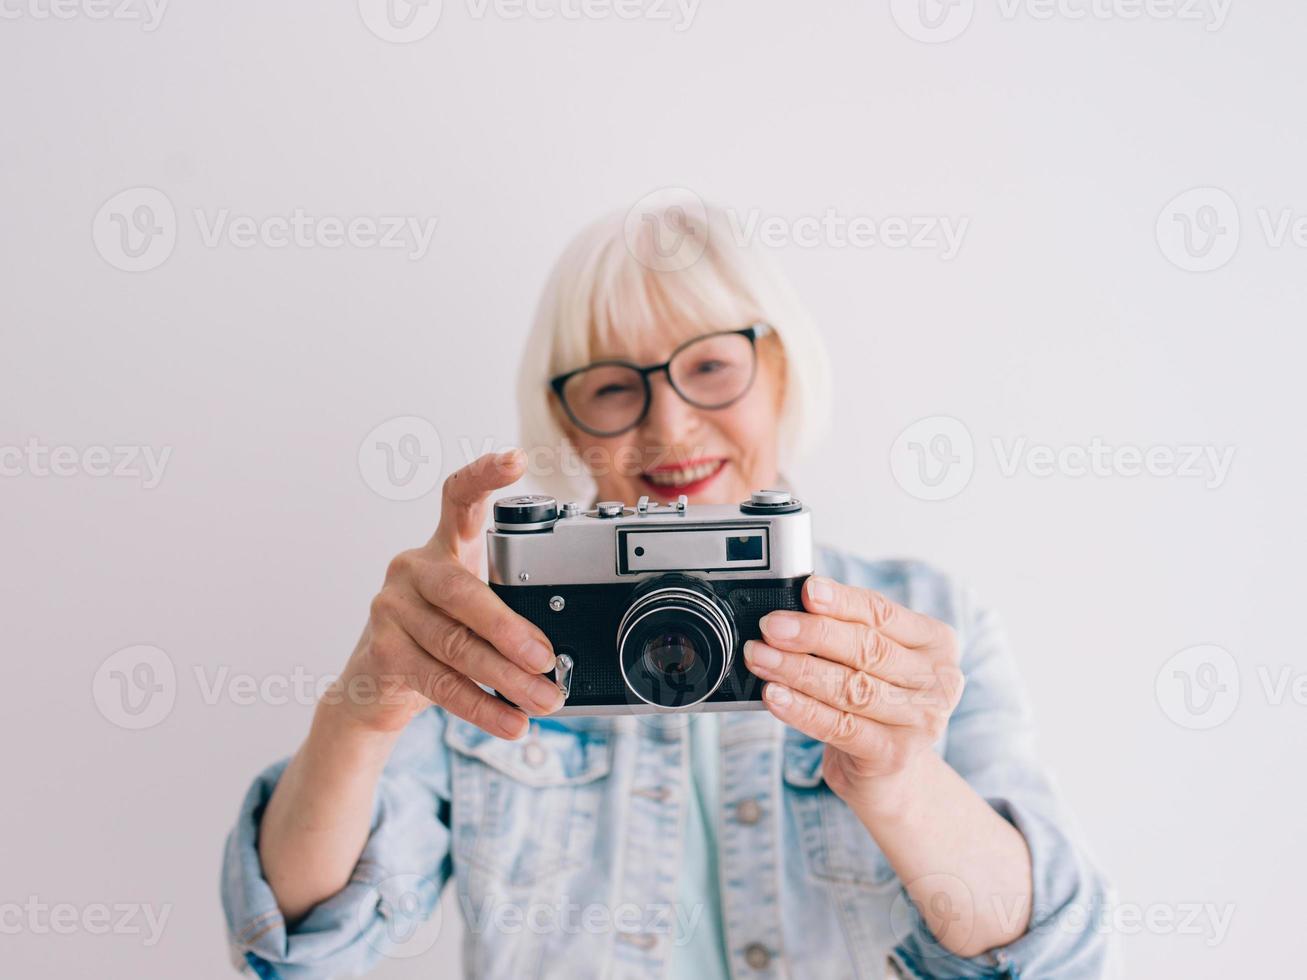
691, 359, 728, 374
594, 383, 636, 398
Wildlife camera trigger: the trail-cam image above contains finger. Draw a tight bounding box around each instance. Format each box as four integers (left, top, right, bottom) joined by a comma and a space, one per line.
399, 552, 556, 674
760, 681, 892, 758
801, 576, 949, 650
393, 593, 565, 716
757, 610, 933, 688
743, 641, 923, 725
383, 627, 531, 740
431, 449, 527, 557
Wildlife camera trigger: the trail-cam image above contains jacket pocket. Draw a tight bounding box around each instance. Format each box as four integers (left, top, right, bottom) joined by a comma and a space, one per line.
782, 733, 897, 890
444, 718, 613, 889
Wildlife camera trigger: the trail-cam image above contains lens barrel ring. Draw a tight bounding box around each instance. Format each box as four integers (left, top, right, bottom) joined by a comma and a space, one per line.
616, 576, 738, 709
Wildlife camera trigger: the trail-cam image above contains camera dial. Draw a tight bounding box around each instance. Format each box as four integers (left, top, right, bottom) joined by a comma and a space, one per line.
740, 488, 802, 515
493, 495, 559, 533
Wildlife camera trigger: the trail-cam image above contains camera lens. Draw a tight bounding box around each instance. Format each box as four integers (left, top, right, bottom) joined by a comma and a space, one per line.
642, 631, 700, 677
617, 574, 737, 709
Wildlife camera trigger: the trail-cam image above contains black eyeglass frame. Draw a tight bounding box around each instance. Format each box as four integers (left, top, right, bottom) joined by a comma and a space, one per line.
548, 323, 774, 438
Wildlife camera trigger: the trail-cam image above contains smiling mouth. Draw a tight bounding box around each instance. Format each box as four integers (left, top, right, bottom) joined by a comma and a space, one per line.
640, 458, 728, 495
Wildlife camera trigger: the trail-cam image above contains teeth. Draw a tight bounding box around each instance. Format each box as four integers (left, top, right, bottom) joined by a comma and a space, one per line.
645, 461, 722, 486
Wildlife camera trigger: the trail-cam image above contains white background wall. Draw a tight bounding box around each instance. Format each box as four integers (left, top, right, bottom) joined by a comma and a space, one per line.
2, 2, 1303, 977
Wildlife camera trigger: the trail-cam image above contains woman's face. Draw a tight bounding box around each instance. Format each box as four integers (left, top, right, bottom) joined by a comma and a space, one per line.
554, 326, 787, 507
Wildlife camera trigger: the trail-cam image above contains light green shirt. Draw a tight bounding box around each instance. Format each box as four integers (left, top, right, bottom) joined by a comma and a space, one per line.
667, 711, 730, 979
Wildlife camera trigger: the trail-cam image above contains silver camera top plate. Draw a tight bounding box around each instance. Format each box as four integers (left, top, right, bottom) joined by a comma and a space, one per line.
487, 491, 813, 586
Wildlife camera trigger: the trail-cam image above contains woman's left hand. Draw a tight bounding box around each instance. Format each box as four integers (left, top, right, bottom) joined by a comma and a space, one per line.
744, 575, 965, 814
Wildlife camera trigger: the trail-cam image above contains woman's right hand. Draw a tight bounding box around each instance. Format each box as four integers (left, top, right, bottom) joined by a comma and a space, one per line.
328, 448, 565, 739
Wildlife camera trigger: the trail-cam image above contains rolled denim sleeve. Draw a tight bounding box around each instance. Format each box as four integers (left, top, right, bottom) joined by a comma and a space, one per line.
892, 580, 1117, 980
220, 707, 454, 978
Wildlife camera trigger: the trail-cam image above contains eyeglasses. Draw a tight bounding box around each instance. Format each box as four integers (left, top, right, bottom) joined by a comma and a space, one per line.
549, 323, 772, 438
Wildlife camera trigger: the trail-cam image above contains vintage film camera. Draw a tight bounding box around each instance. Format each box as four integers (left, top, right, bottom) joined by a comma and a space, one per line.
486, 489, 813, 714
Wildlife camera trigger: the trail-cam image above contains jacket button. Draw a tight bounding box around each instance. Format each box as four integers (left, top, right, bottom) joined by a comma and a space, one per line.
734, 799, 762, 824
744, 942, 772, 969
521, 742, 547, 767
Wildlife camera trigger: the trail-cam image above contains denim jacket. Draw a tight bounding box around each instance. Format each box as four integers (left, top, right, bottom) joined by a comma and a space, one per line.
221, 546, 1115, 979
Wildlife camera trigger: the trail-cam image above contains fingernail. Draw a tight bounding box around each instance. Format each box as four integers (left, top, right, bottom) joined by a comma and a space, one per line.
522, 640, 555, 673
745, 640, 782, 669
530, 677, 564, 713
502, 714, 529, 739
761, 612, 799, 639
807, 577, 832, 604
765, 683, 792, 706
496, 447, 523, 467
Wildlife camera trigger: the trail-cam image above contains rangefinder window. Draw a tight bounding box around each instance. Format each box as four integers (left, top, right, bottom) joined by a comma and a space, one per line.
727, 534, 763, 562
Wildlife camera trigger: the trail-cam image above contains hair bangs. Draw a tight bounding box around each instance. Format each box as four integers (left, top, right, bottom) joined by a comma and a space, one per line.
553, 218, 763, 375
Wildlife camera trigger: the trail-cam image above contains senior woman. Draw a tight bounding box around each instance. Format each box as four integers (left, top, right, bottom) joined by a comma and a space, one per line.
221, 199, 1113, 978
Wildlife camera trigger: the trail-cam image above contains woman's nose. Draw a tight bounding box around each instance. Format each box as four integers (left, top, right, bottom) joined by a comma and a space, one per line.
639, 373, 699, 444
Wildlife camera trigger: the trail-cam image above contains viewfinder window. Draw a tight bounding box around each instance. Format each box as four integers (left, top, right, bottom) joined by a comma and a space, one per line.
727, 534, 763, 562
